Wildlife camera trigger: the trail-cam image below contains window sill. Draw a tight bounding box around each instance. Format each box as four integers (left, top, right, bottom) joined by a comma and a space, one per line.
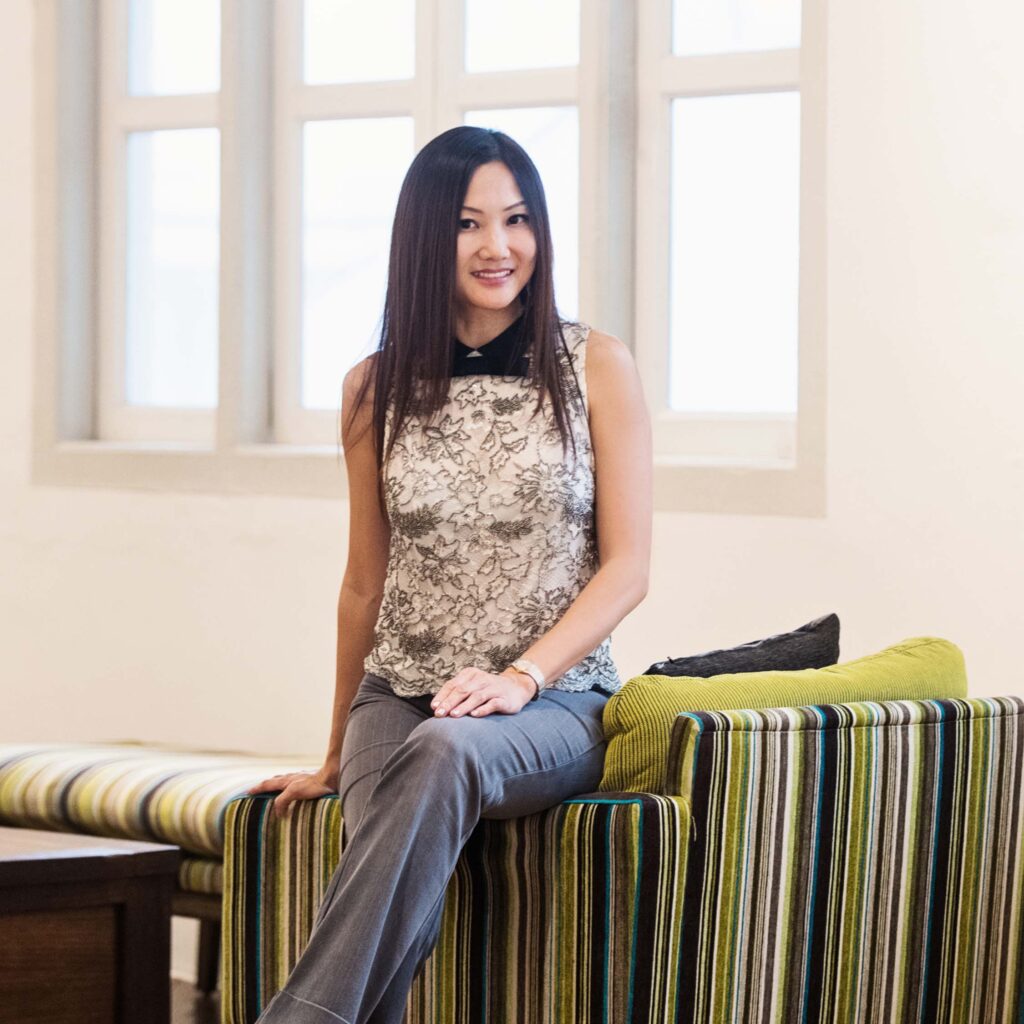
32, 440, 825, 516
32, 441, 346, 499
653, 453, 824, 517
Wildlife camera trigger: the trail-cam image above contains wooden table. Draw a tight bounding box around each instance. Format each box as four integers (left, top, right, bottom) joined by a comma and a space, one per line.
0, 826, 181, 1024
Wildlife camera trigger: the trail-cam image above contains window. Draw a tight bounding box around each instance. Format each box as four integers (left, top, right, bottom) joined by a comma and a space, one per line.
100, 0, 222, 444
637, 0, 826, 514
33, 0, 825, 514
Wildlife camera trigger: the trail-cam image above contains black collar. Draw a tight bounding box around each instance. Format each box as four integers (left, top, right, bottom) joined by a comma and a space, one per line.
451, 313, 529, 377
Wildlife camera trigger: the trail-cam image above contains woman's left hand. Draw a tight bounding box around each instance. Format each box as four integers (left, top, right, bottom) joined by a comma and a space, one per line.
431, 667, 534, 718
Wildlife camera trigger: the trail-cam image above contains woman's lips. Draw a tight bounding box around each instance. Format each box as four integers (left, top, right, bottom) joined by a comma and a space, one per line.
472, 269, 513, 286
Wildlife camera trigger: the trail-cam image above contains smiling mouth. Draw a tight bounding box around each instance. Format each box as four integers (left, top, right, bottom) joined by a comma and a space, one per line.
472, 270, 514, 279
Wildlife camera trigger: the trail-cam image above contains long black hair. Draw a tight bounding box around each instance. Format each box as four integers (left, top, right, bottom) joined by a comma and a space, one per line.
341, 125, 585, 522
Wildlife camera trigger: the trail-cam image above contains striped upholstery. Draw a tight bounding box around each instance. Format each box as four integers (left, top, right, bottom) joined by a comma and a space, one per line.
600, 637, 968, 793
0, 741, 318, 895
180, 857, 224, 895
223, 696, 1024, 1023
221, 791, 691, 1023
665, 696, 1024, 1023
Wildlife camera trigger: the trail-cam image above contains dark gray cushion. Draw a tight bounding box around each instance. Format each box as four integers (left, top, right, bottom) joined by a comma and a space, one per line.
644, 612, 840, 677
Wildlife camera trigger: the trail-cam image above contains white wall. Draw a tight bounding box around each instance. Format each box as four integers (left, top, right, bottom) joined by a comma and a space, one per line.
2, 0, 1023, 983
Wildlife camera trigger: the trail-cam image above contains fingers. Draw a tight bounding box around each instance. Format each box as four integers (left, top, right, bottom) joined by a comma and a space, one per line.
446, 689, 487, 718
468, 696, 507, 717
447, 688, 512, 718
431, 670, 477, 715
432, 669, 527, 718
251, 778, 282, 792
241, 773, 326, 820
432, 668, 506, 717
245, 774, 287, 795
434, 684, 484, 717
256, 774, 328, 819
272, 783, 299, 819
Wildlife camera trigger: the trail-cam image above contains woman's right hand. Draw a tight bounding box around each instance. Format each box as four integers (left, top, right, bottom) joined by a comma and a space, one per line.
246, 765, 339, 819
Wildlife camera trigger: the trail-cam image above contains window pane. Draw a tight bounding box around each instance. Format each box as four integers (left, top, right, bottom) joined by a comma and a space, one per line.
125, 129, 220, 408
302, 118, 415, 410
463, 108, 579, 321
669, 93, 799, 414
127, 0, 220, 95
465, 0, 579, 72
304, 0, 415, 84
673, 0, 800, 56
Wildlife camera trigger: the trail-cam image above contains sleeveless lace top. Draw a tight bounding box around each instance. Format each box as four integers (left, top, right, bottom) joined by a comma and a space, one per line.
363, 318, 623, 698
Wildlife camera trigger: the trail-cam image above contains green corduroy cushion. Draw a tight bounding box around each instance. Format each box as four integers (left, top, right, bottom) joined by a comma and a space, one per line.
597, 636, 968, 794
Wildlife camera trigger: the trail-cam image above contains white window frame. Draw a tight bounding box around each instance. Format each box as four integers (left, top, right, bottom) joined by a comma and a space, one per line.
272, 0, 632, 448
95, 0, 222, 445
32, 0, 824, 514
271, 1, 424, 448
637, 0, 827, 516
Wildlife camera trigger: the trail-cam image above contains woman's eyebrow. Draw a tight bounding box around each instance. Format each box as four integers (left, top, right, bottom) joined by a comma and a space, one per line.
461, 200, 527, 213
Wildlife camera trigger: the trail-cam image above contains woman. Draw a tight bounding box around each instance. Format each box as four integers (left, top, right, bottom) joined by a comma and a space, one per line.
248, 125, 652, 1024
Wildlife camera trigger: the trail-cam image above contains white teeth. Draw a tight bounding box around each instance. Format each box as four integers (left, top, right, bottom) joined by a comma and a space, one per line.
474, 270, 512, 278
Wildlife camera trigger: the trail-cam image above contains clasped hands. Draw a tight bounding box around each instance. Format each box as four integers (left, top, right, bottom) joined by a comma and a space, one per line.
431, 666, 536, 718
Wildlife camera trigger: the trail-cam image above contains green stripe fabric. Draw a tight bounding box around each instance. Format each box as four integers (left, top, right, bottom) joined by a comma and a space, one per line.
221, 693, 1023, 1021
220, 794, 345, 1016
221, 792, 691, 1023
666, 696, 1024, 1023
599, 637, 967, 794
178, 855, 223, 895
0, 742, 319, 897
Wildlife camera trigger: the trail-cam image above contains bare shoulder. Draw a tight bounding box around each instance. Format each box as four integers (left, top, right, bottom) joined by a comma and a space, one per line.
341, 353, 379, 449
585, 327, 634, 366
344, 352, 379, 396
583, 328, 640, 410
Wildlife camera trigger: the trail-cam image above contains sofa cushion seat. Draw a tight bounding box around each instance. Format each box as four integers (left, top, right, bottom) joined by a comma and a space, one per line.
0, 741, 318, 894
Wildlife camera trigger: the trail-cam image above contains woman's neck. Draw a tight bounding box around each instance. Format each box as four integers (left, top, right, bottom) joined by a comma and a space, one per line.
454, 304, 524, 350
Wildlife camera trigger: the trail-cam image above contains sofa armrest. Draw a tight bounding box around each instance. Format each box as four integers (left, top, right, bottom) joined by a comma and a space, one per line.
662, 695, 1024, 1022
221, 794, 342, 1022
221, 791, 692, 1024
551, 792, 691, 1023
665, 694, 1024, 799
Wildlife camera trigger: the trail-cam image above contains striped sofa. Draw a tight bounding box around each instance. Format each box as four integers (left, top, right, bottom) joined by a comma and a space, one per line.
0, 740, 322, 991
222, 695, 1024, 1023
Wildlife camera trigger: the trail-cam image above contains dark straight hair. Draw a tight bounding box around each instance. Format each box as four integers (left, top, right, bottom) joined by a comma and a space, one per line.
342, 125, 584, 523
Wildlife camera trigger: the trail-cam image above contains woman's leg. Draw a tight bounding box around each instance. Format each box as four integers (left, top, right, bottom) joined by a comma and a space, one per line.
256, 673, 429, 1022
362, 688, 614, 1024
257, 683, 610, 1024
314, 674, 431, 932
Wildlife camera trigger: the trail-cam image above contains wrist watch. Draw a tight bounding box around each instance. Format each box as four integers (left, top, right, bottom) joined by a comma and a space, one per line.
509, 658, 547, 701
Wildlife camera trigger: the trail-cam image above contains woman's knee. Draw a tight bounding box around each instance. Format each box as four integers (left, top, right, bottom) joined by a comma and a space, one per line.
339, 764, 384, 841
384, 716, 488, 781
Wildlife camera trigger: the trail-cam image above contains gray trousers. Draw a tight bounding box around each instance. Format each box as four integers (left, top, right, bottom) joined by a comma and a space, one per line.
255, 671, 612, 1024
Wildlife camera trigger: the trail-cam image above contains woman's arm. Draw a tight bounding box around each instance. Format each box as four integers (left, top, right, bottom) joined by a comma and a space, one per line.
247, 356, 389, 809
322, 355, 390, 770
511, 328, 652, 687
432, 329, 653, 716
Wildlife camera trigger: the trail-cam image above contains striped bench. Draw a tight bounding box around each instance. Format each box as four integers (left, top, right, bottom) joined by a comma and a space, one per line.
0, 740, 320, 991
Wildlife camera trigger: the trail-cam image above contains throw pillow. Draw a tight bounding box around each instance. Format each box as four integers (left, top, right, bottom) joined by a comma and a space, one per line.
599, 636, 967, 794
643, 612, 840, 677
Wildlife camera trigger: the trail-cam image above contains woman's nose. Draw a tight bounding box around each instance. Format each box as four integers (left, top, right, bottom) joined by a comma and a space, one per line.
479, 225, 509, 258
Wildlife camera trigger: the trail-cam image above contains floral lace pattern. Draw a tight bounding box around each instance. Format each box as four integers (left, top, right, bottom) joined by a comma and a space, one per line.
364, 320, 623, 698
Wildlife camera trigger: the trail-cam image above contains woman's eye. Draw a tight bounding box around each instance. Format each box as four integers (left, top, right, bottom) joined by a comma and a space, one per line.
458, 214, 530, 229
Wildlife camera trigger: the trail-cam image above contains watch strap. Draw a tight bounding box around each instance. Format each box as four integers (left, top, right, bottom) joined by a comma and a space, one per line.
510, 658, 546, 701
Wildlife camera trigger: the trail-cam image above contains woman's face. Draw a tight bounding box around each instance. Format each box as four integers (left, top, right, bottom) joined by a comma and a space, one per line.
454, 161, 537, 316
